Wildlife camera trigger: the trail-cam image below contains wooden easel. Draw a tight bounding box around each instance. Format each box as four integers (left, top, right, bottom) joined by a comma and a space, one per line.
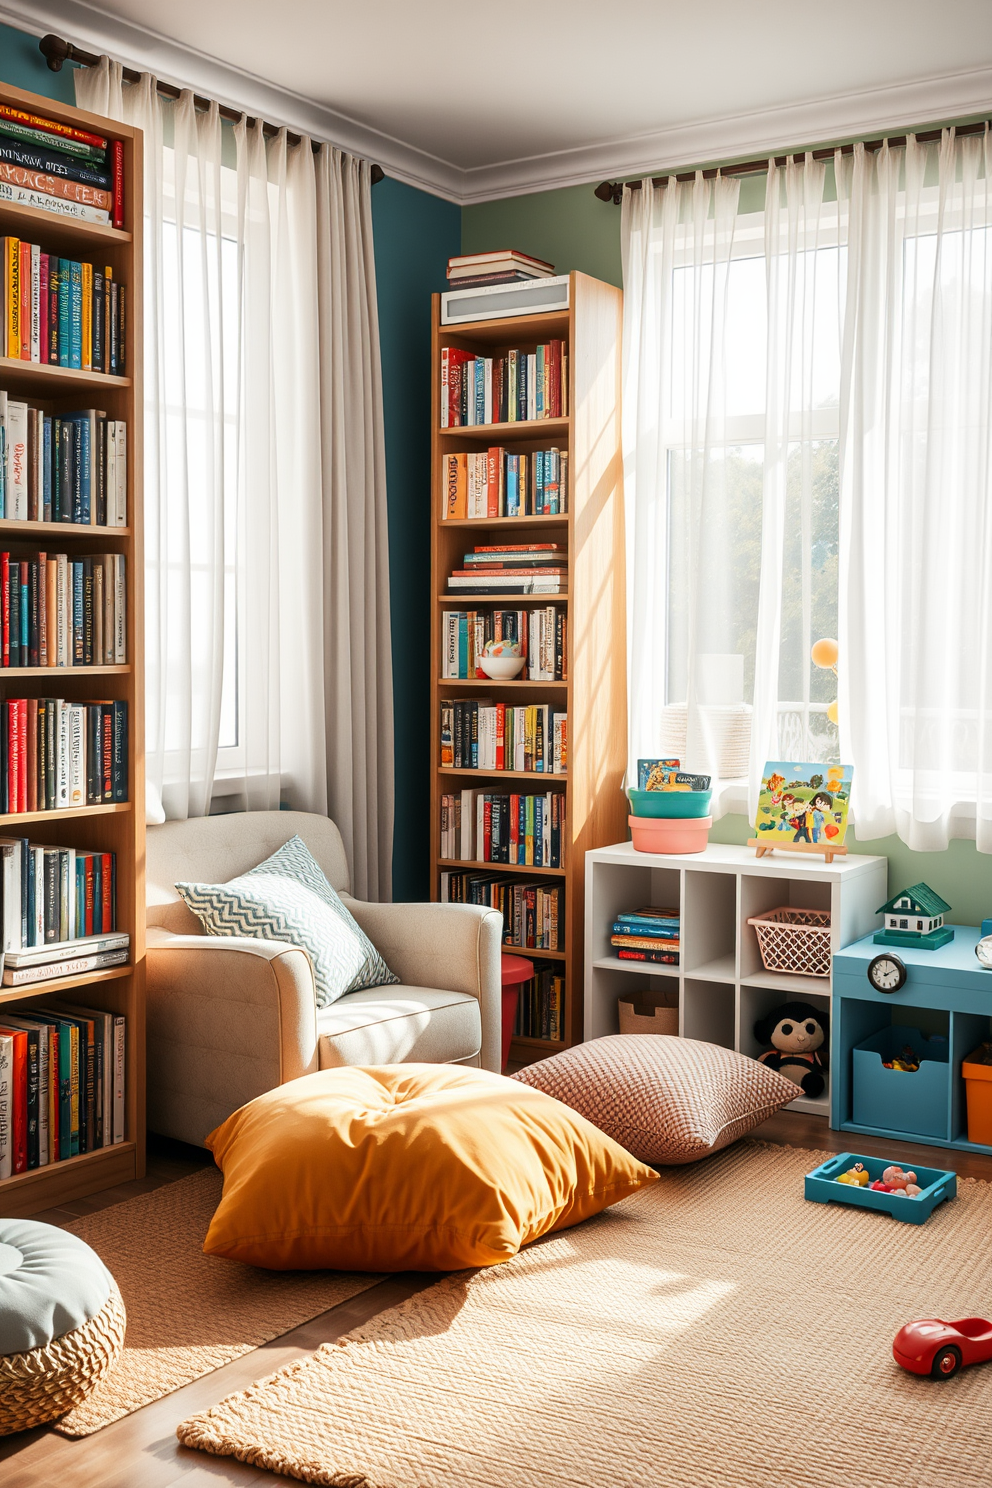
748, 838, 848, 867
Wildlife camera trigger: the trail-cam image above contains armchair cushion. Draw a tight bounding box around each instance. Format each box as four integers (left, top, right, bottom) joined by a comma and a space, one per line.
177, 835, 398, 1008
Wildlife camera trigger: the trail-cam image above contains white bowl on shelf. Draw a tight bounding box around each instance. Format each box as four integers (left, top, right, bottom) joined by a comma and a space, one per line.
479, 654, 526, 680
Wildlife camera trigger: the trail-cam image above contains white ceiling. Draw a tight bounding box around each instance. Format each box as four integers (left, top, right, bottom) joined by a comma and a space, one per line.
8, 0, 992, 201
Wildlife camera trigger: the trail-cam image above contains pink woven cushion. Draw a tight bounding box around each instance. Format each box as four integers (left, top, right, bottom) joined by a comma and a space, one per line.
511, 1035, 798, 1164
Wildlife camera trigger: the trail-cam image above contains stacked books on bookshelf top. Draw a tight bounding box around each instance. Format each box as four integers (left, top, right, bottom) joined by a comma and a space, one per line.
0, 78, 142, 1215
431, 273, 627, 1062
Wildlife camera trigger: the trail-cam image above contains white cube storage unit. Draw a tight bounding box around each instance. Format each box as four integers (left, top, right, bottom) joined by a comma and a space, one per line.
584, 842, 887, 1115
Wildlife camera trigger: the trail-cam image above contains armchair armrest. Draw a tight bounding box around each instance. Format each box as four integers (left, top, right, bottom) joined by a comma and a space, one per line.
345, 900, 504, 1073
146, 926, 319, 1146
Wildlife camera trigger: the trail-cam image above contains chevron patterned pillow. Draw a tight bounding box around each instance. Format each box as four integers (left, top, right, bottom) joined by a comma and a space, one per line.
176, 835, 398, 1007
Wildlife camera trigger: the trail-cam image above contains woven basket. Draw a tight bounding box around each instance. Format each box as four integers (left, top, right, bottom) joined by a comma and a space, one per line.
618, 997, 679, 1036
0, 1282, 126, 1435
747, 906, 832, 978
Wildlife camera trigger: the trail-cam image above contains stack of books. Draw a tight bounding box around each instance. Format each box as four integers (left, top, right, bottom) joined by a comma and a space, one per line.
1, 397, 128, 524
0, 102, 122, 226
1, 238, 126, 370
448, 544, 567, 596
439, 788, 564, 867
0, 550, 126, 666
0, 838, 118, 954
440, 342, 566, 426
443, 450, 568, 518
441, 870, 564, 952
0, 998, 127, 1175
446, 250, 555, 290
441, 699, 567, 774
611, 906, 680, 965
512, 960, 565, 1041
1, 697, 128, 811
442, 604, 566, 681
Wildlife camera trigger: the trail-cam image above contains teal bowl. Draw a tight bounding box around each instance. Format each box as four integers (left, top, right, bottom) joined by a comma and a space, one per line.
626, 787, 713, 819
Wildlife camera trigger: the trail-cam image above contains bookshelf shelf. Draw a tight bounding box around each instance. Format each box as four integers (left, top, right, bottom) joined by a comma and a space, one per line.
0, 521, 131, 538
437, 857, 566, 877
438, 417, 569, 440
0, 963, 132, 1005
431, 272, 626, 1064
504, 944, 567, 960
0, 664, 131, 677
0, 801, 131, 826
0, 356, 131, 393
0, 79, 145, 1216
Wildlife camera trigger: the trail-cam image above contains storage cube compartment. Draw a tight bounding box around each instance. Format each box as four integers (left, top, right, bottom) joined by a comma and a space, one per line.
585, 963, 679, 1041
739, 874, 832, 983
852, 1024, 950, 1139
681, 869, 736, 979
739, 984, 830, 1107
588, 860, 681, 967
682, 979, 735, 1050
618, 989, 679, 1036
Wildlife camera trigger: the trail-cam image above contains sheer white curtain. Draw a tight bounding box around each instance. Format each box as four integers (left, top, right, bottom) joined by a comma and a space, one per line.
621, 161, 843, 819
838, 131, 992, 851
76, 60, 394, 898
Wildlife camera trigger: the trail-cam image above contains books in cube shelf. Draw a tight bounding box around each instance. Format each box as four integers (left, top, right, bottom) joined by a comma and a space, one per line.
0, 997, 126, 1176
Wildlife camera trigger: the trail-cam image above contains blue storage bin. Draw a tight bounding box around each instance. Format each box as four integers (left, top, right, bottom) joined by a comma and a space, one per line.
804, 1152, 956, 1225
852, 1024, 949, 1138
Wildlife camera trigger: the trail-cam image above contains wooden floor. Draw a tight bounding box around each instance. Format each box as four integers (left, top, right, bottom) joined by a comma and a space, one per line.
4, 1117, 992, 1485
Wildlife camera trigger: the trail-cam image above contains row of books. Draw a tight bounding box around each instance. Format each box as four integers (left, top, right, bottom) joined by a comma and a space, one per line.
446, 249, 556, 290
0, 551, 127, 667
0, 100, 123, 226
1, 240, 126, 372
0, 838, 118, 954
440, 342, 567, 427
612, 906, 680, 965
0, 397, 128, 525
448, 546, 566, 597
440, 870, 564, 952
0, 698, 128, 813
0, 1000, 126, 1177
512, 961, 565, 1042
441, 700, 567, 774
443, 449, 568, 519
439, 789, 565, 868
442, 606, 567, 681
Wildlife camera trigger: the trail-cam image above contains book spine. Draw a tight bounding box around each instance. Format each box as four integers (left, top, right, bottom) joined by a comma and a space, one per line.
69, 261, 82, 368
0, 181, 110, 224
0, 105, 107, 151
0, 160, 112, 208
112, 1015, 125, 1142
0, 1035, 10, 1179
0, 140, 111, 189
110, 140, 125, 230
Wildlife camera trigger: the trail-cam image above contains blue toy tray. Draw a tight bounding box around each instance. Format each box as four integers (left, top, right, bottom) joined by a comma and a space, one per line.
804, 1152, 957, 1225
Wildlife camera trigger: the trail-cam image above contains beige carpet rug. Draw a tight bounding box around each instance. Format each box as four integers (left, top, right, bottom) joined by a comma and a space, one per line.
177, 1142, 992, 1487
55, 1167, 382, 1437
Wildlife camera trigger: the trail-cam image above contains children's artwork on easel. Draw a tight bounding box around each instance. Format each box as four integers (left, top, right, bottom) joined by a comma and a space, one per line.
749, 761, 853, 863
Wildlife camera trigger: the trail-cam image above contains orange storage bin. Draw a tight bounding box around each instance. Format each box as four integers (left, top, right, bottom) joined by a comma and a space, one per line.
962, 1047, 992, 1146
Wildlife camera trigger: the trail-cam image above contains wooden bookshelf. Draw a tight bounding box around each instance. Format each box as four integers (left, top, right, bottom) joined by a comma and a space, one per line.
0, 80, 144, 1216
430, 273, 627, 1062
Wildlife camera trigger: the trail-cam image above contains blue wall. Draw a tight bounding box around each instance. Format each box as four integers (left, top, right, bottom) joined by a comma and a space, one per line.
0, 24, 76, 102
372, 179, 460, 899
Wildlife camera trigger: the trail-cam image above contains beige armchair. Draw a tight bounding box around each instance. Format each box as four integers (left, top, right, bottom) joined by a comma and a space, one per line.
146, 810, 503, 1147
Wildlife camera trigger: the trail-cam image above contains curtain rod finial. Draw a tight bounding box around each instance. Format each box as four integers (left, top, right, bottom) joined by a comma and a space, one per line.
595, 180, 623, 205
370, 164, 385, 186
39, 34, 70, 72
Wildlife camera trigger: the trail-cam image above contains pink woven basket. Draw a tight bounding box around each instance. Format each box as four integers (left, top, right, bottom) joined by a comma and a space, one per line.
747, 905, 832, 978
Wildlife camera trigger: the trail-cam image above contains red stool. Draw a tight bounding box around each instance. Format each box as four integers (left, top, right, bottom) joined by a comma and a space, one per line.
500, 953, 534, 1071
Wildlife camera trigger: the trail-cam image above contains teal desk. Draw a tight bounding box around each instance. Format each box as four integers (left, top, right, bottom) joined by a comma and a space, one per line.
832, 927, 992, 1155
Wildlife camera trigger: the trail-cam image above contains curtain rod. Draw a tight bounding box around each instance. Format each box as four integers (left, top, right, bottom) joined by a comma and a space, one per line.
593, 117, 992, 204
38, 32, 385, 183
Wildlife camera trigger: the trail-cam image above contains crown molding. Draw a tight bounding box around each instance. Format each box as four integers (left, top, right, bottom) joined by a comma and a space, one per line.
455, 63, 992, 204
4, 3, 990, 206
0, 0, 467, 200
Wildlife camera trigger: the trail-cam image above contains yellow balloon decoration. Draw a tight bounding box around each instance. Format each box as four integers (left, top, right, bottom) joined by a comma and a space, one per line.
812, 637, 839, 727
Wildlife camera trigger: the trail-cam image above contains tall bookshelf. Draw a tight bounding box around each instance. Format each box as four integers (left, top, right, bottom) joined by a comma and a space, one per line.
0, 81, 144, 1215
430, 272, 627, 1061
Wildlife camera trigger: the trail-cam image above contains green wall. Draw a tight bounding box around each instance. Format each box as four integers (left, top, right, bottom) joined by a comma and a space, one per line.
462, 183, 621, 287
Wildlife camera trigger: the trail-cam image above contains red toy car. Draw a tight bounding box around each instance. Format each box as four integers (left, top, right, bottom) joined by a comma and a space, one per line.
893, 1318, 992, 1379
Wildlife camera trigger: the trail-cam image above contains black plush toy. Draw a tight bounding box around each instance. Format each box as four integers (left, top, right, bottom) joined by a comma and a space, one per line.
753, 1000, 829, 1099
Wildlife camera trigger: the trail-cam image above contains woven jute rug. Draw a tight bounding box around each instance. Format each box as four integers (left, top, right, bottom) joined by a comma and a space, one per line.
54, 1166, 381, 1437
178, 1142, 992, 1487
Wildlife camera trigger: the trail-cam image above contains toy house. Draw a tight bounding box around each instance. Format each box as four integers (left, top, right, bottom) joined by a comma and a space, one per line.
874, 884, 954, 950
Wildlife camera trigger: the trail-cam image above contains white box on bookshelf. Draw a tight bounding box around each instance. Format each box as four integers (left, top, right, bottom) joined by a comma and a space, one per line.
441, 274, 570, 325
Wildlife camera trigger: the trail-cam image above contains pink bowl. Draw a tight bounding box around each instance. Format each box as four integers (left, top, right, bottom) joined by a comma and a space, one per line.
628, 813, 712, 854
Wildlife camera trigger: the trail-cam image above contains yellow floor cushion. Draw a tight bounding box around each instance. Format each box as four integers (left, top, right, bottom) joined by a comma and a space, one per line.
203, 1064, 658, 1271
